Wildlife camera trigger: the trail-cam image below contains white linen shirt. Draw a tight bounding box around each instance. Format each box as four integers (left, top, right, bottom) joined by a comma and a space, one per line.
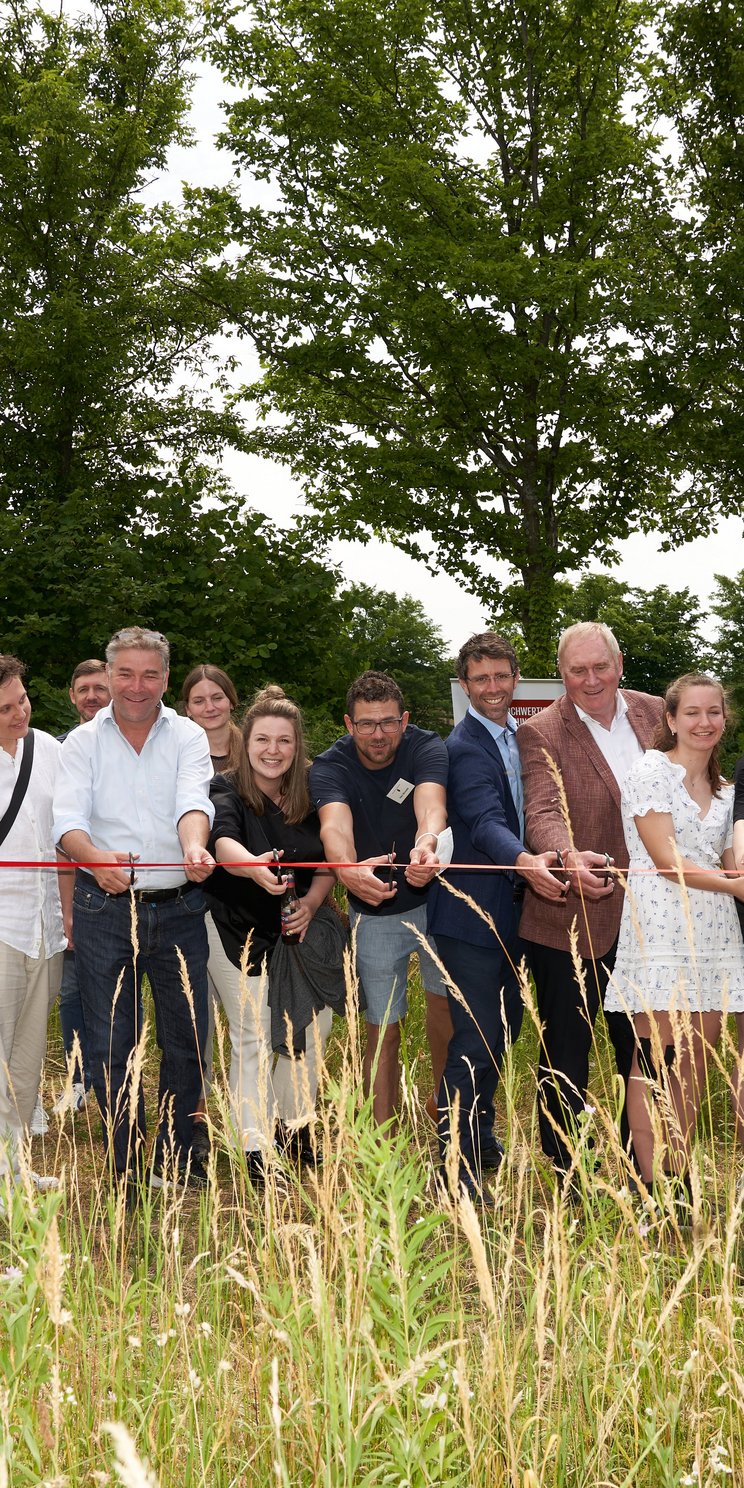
0, 730, 65, 958
53, 703, 214, 891
574, 690, 644, 788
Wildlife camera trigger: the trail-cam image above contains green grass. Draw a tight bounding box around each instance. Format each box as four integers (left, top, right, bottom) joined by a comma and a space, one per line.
2, 966, 744, 1487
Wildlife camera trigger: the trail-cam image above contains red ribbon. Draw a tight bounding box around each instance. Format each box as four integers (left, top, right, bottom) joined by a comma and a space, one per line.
0, 859, 738, 877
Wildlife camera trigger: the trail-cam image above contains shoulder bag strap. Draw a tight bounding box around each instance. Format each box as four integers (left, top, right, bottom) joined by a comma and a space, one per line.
0, 729, 35, 848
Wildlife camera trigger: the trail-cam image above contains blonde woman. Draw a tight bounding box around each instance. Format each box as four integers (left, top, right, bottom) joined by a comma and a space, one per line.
606, 674, 744, 1193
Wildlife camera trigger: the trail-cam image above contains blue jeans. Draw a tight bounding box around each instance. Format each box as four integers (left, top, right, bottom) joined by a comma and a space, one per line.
435, 912, 524, 1190
72, 875, 209, 1178
59, 950, 90, 1090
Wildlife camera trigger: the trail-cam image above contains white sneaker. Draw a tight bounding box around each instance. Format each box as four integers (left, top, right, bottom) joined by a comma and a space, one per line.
30, 1098, 49, 1136
53, 1082, 89, 1117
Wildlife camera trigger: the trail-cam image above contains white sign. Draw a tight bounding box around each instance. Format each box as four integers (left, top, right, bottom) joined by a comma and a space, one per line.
450, 677, 565, 726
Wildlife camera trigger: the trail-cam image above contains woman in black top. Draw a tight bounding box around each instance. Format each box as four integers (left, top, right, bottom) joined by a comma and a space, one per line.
205, 686, 333, 1183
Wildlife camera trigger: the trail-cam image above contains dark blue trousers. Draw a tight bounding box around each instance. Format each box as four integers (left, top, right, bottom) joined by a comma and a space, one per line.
59, 949, 91, 1090
73, 875, 208, 1178
435, 906, 523, 1190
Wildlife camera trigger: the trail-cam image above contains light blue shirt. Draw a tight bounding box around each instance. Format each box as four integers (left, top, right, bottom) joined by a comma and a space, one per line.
467, 705, 524, 839
53, 702, 214, 890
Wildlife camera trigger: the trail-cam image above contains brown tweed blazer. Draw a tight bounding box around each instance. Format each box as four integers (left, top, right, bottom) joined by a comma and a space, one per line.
518, 689, 663, 959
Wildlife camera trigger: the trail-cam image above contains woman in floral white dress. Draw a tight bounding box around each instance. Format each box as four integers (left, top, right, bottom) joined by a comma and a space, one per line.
606, 674, 744, 1189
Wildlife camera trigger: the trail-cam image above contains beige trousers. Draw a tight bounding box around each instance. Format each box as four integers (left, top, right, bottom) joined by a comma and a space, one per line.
0, 937, 63, 1171
206, 914, 332, 1152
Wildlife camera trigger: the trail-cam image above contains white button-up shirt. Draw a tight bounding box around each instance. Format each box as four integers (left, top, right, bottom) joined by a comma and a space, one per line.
53, 703, 214, 891
574, 691, 644, 788
0, 731, 65, 958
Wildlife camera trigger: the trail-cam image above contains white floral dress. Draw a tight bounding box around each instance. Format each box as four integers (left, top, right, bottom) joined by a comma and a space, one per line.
605, 751, 744, 1015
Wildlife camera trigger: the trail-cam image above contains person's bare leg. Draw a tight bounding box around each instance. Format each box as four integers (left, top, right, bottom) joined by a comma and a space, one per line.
363, 1021, 402, 1128
629, 1012, 687, 1184
425, 991, 453, 1098
627, 1014, 656, 1183
665, 1012, 722, 1174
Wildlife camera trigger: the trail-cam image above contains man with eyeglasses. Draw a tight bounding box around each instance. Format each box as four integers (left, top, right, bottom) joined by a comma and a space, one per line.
310, 670, 451, 1127
427, 633, 567, 1202
53, 626, 215, 1195
518, 621, 662, 1183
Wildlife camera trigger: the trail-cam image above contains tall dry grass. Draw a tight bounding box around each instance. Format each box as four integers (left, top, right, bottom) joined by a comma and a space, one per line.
2, 930, 743, 1488
6, 736, 744, 1484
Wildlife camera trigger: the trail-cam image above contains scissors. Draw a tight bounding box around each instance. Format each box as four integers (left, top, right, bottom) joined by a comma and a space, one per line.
554, 849, 570, 898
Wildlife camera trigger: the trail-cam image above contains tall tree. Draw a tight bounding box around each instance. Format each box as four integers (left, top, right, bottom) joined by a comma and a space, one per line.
658, 0, 744, 502
0, 0, 241, 510
208, 0, 712, 667
0, 0, 247, 705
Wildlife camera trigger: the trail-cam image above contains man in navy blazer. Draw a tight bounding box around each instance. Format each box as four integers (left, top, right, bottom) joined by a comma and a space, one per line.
428, 633, 566, 1200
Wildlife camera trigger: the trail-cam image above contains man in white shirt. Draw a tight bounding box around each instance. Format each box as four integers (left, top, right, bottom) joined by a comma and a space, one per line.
0, 656, 67, 1173
54, 627, 215, 1191
518, 622, 662, 1179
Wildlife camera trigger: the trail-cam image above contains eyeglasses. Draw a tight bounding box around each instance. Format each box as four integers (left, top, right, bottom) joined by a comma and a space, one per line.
352, 716, 404, 736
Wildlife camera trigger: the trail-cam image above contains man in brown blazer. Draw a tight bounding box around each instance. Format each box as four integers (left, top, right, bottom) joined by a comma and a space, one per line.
518, 622, 663, 1178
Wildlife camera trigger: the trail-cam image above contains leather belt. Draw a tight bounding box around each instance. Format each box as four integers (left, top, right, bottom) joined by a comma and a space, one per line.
75, 871, 197, 905
124, 882, 197, 905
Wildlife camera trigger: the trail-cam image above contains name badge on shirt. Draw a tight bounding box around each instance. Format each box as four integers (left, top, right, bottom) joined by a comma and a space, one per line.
387, 777, 414, 804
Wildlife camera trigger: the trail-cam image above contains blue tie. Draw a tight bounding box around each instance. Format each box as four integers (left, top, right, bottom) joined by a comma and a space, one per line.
499, 727, 524, 839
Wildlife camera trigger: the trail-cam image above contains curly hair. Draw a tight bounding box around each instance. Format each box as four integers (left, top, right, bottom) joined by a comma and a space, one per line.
345, 670, 405, 718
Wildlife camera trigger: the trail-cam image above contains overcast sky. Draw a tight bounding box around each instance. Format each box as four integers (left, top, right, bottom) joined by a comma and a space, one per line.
165, 65, 744, 654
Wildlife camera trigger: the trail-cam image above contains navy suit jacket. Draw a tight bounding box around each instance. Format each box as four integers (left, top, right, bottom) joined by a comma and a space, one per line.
428, 710, 524, 950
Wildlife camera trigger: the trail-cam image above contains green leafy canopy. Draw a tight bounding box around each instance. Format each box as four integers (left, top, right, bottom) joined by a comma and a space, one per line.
207, 0, 723, 666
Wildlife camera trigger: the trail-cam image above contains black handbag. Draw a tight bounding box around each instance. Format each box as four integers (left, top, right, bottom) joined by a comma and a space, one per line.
0, 729, 35, 847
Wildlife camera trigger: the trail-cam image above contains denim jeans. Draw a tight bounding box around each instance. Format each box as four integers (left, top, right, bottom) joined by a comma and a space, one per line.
72, 874, 209, 1178
59, 949, 90, 1089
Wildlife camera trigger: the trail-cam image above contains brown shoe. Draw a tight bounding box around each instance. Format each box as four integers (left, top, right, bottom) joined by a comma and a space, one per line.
425, 1094, 439, 1126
